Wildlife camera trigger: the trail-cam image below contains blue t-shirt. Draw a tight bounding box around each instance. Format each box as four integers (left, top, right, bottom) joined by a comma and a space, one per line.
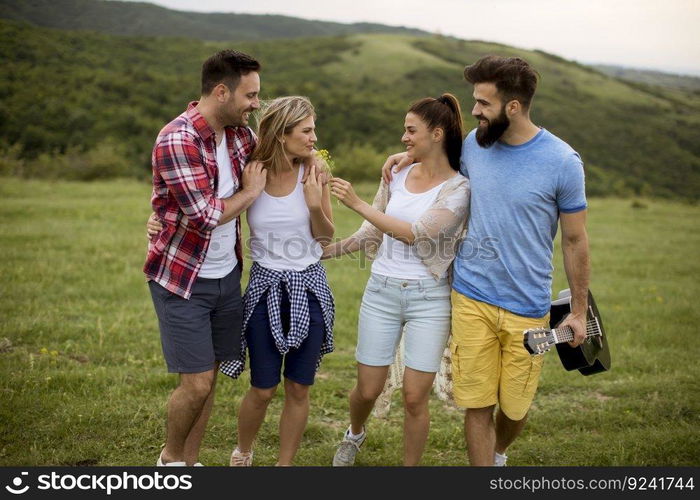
452, 128, 586, 318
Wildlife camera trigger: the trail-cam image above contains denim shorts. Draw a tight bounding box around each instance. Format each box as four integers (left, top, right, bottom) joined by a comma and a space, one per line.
245, 288, 325, 388
355, 273, 451, 373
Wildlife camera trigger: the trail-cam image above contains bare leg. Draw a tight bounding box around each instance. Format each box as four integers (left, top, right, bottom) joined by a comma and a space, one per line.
182, 364, 219, 465
161, 369, 216, 464
348, 364, 390, 434
277, 378, 311, 465
495, 409, 527, 455
401, 367, 436, 466
465, 405, 496, 466
236, 385, 278, 453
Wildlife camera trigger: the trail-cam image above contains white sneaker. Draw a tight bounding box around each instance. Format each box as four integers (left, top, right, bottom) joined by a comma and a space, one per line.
332, 427, 366, 466
230, 447, 253, 466
156, 449, 186, 467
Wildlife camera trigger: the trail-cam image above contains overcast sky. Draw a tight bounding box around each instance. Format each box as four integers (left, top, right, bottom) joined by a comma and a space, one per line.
119, 0, 700, 75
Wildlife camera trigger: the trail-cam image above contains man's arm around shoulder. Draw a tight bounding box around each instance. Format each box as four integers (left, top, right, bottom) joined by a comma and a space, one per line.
154, 131, 265, 229
154, 131, 224, 232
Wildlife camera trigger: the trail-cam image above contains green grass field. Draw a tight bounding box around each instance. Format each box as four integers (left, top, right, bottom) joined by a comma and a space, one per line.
1, 177, 698, 466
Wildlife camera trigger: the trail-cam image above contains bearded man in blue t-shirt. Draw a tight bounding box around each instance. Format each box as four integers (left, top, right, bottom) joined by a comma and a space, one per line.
382, 56, 590, 466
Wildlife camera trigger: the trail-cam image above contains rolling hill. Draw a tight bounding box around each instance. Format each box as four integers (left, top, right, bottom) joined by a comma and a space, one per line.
594, 64, 700, 93
0, 0, 429, 40
0, 17, 698, 200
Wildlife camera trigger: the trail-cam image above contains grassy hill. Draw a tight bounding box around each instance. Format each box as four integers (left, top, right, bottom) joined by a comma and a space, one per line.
0, 0, 428, 40
0, 19, 698, 200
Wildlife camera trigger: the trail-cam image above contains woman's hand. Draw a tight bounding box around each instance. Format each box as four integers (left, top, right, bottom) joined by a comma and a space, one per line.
302, 153, 330, 186
330, 177, 363, 211
302, 163, 323, 211
317, 169, 329, 186
146, 212, 164, 239
320, 245, 333, 260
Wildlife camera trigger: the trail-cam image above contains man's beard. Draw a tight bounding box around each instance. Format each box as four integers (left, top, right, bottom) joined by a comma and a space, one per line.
475, 106, 509, 147
220, 105, 251, 128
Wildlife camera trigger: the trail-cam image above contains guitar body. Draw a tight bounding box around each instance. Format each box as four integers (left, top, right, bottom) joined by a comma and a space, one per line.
550, 290, 611, 375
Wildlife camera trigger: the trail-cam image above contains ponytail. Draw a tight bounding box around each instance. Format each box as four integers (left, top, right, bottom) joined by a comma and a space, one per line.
408, 93, 464, 170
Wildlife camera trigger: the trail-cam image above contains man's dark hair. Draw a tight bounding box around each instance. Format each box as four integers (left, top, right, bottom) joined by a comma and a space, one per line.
464, 56, 539, 109
201, 50, 261, 95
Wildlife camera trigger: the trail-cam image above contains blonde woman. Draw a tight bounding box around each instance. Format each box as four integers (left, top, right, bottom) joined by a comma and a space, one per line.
148, 96, 334, 466
224, 96, 334, 466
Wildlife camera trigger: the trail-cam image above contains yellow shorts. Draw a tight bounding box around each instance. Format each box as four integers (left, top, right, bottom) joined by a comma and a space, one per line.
449, 291, 549, 421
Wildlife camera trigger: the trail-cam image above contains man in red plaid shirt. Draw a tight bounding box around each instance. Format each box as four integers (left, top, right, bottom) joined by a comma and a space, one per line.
145, 50, 267, 466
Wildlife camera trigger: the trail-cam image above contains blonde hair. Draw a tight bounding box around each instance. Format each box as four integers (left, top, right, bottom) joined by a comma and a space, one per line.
250, 96, 316, 174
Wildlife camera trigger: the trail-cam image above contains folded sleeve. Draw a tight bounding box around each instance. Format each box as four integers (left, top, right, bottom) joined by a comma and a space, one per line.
557, 152, 587, 214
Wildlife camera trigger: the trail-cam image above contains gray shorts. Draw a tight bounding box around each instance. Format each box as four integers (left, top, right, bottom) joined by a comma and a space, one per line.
148, 266, 243, 373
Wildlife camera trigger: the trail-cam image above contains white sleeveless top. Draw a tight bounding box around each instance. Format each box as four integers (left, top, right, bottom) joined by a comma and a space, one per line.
371, 164, 447, 279
199, 134, 238, 278
247, 164, 322, 271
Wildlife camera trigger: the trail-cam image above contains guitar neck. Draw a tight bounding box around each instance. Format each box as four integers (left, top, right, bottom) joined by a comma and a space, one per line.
553, 321, 601, 344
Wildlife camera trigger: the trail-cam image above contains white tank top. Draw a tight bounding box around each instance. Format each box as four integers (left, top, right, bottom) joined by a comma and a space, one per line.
371, 164, 446, 279
199, 134, 238, 278
247, 164, 322, 271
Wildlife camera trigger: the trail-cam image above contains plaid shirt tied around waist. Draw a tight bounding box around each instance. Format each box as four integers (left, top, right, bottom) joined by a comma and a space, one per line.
220, 262, 335, 379
144, 102, 256, 299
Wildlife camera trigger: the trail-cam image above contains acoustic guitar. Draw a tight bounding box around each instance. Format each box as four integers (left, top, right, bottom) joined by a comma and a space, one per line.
523, 289, 611, 375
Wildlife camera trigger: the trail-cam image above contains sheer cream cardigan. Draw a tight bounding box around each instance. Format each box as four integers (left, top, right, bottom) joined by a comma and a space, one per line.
348, 171, 470, 280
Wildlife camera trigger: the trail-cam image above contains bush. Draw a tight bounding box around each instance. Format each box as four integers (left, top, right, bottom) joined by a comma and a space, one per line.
0, 139, 143, 181
332, 143, 390, 183
0, 143, 26, 177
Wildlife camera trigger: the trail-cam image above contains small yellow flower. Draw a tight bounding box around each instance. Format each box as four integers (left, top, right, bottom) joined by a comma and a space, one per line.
316, 149, 339, 205
315, 149, 335, 175
39, 347, 48, 355
316, 148, 332, 163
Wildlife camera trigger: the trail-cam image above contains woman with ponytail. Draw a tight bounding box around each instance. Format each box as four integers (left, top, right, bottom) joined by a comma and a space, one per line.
324, 94, 470, 466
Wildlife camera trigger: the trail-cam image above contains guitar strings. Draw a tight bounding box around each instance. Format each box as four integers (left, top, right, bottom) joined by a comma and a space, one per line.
557, 320, 601, 340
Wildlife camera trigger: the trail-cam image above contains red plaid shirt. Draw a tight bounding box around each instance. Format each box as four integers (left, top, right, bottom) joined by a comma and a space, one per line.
144, 102, 256, 299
